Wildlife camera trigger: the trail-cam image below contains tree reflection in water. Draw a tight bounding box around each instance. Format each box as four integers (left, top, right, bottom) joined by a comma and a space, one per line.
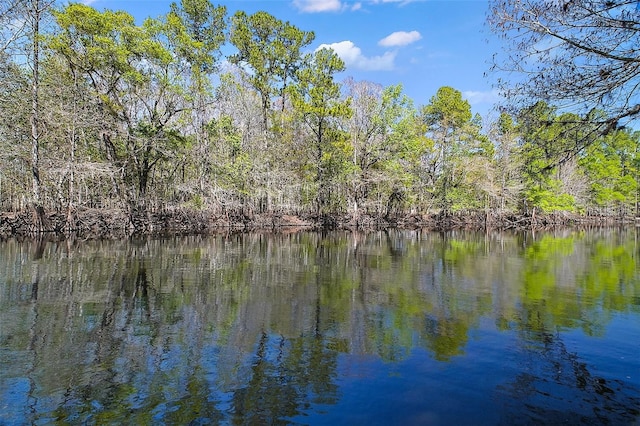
0, 230, 638, 424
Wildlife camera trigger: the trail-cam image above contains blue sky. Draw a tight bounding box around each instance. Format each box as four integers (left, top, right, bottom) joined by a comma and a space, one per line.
84, 0, 501, 118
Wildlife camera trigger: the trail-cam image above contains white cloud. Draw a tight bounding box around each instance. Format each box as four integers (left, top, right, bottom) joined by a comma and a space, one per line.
293, 0, 343, 12
463, 89, 501, 105
351, 2, 363, 11
317, 41, 396, 71
378, 31, 422, 47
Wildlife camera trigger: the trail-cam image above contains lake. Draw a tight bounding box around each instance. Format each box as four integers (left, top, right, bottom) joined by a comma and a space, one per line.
0, 229, 638, 425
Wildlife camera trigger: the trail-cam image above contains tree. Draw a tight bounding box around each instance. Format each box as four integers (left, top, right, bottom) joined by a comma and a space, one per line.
580, 128, 639, 215
50, 4, 224, 205
25, 0, 55, 228
421, 86, 491, 212
38, 53, 121, 214
344, 79, 426, 218
213, 69, 264, 198
204, 114, 253, 211
228, 11, 314, 214
488, 113, 524, 212
488, 0, 640, 132
288, 48, 352, 214
0, 52, 29, 211
29, 0, 43, 221
0, 0, 22, 54
229, 11, 314, 132
165, 0, 226, 207
167, 0, 226, 84
516, 102, 592, 213
0, 0, 57, 224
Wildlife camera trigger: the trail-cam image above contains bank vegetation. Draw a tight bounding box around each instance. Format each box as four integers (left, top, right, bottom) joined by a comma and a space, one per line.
1, 1, 639, 236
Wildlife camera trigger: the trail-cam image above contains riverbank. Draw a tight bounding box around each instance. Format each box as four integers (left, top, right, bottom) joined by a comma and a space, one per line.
0, 207, 635, 238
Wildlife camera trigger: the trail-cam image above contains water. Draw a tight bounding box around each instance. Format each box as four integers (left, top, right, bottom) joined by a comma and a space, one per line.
0, 229, 638, 425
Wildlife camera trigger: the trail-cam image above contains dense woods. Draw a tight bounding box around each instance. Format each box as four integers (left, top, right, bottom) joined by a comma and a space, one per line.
1, 0, 639, 234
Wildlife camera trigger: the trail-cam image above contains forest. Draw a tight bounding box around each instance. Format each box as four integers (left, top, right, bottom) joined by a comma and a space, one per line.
1, 0, 639, 234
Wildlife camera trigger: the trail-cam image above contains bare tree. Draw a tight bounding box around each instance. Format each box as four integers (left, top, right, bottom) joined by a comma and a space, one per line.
488, 0, 640, 131
29, 0, 42, 218
0, 0, 27, 54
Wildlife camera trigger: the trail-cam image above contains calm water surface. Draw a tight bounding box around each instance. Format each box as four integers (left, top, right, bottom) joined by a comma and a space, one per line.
0, 229, 638, 425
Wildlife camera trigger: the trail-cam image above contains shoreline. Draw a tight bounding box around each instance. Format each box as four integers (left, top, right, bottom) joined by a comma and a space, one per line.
0, 207, 636, 239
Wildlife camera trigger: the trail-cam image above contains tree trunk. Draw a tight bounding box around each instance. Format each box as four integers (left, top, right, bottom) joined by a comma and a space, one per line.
66, 71, 77, 232
30, 0, 44, 232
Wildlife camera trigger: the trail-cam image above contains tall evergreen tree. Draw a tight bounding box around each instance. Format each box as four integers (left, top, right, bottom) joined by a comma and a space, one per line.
289, 48, 352, 214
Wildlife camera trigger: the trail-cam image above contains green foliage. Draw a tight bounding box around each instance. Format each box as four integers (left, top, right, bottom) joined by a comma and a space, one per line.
345, 80, 427, 215
421, 86, 491, 212
51, 5, 168, 86
423, 86, 472, 129
580, 129, 639, 210
206, 115, 253, 195
165, 0, 226, 91
48, 3, 228, 200
516, 102, 608, 213
517, 103, 579, 179
289, 48, 352, 213
229, 10, 314, 129
525, 181, 577, 213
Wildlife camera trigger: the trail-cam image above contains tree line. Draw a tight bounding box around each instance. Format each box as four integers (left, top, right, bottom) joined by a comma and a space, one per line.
0, 0, 639, 231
